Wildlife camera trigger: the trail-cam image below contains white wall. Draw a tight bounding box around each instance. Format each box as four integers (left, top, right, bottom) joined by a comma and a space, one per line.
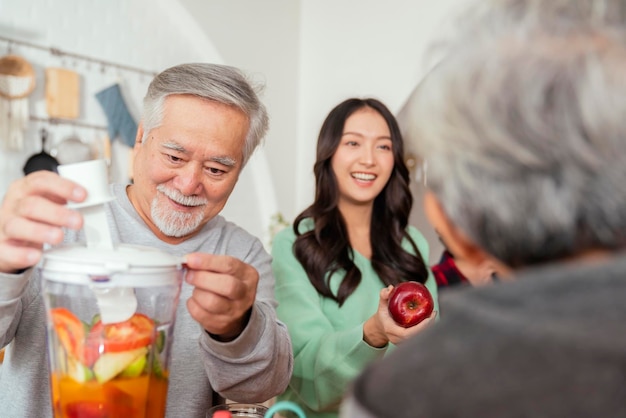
178, 0, 300, 226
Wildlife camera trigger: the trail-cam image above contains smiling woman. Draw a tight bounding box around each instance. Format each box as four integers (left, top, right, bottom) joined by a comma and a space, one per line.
270, 97, 439, 418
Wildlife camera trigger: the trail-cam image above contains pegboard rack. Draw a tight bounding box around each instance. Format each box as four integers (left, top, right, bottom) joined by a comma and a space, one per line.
29, 115, 107, 132
0, 34, 157, 77
0, 34, 152, 132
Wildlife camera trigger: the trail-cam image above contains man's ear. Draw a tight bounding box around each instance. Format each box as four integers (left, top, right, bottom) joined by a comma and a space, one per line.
134, 122, 144, 150
423, 191, 488, 266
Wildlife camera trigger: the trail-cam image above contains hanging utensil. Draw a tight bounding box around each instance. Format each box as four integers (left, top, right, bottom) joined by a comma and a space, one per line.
45, 67, 80, 119
52, 133, 94, 165
23, 128, 60, 175
0, 54, 36, 151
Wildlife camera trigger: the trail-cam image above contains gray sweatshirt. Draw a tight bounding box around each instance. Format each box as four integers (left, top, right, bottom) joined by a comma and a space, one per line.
0, 183, 293, 417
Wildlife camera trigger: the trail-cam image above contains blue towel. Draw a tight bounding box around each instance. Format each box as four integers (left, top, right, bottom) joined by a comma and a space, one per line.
95, 84, 138, 147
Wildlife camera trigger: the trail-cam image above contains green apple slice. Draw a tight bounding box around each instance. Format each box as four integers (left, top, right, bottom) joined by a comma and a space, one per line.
67, 356, 95, 382
93, 347, 148, 383
119, 352, 147, 378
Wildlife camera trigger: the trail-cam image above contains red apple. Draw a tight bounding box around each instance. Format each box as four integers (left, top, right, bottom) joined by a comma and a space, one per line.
387, 281, 434, 328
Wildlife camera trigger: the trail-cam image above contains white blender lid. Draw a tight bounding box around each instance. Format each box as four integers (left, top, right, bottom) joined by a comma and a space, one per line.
41, 243, 183, 287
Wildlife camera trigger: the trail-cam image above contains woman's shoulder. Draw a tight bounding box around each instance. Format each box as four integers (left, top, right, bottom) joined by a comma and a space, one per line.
272, 224, 295, 244
275, 218, 314, 237
406, 224, 427, 240
405, 225, 430, 252
271, 218, 314, 251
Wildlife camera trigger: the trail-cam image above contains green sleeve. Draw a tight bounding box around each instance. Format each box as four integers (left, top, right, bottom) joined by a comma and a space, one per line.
271, 227, 386, 413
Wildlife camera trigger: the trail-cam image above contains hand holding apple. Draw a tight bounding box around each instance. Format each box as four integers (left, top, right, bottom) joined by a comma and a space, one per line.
363, 284, 436, 347
387, 281, 434, 328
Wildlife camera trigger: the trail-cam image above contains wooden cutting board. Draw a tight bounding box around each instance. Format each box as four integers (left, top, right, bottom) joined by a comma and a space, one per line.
45, 67, 80, 119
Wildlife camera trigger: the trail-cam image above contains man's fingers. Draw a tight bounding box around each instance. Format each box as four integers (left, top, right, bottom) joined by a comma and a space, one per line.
13, 195, 82, 227
184, 253, 241, 275
0, 242, 42, 272
16, 171, 87, 204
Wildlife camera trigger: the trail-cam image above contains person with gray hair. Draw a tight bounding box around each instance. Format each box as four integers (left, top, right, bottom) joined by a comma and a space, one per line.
141, 63, 268, 168
340, 0, 626, 416
0, 63, 293, 417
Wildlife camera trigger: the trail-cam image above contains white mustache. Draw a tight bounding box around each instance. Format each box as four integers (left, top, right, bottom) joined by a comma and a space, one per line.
156, 185, 208, 207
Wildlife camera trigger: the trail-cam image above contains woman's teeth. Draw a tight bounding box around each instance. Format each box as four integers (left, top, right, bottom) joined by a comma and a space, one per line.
352, 172, 376, 181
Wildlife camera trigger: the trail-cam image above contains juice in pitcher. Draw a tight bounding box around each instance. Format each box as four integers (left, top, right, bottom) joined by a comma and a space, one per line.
48, 307, 175, 418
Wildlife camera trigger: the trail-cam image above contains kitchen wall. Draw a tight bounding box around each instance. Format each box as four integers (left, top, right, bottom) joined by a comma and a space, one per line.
0, 0, 467, 261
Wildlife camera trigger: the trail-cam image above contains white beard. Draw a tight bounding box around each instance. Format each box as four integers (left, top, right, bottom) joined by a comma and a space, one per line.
151, 185, 208, 237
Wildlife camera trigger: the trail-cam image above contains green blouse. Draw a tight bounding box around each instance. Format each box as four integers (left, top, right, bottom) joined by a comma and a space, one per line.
271, 221, 439, 418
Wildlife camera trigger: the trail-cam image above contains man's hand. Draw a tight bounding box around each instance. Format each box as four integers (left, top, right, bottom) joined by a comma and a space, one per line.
183, 252, 259, 341
0, 171, 86, 273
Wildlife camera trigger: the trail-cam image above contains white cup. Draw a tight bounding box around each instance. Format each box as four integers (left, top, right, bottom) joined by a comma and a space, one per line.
57, 159, 114, 208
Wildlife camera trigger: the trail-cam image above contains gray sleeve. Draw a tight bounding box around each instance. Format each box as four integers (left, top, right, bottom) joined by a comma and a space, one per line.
197, 234, 293, 402
0, 269, 35, 348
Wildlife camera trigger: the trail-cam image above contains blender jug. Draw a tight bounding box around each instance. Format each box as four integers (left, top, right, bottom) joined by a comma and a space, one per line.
40, 160, 184, 418
41, 244, 183, 418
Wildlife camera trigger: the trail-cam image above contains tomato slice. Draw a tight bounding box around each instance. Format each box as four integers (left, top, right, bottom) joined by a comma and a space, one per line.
50, 307, 86, 362
86, 313, 155, 354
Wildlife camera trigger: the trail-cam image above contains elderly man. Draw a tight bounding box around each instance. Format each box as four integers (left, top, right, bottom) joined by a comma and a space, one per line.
341, 0, 626, 417
0, 63, 292, 417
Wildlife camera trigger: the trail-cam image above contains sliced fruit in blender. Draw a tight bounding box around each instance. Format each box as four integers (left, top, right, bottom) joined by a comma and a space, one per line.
65, 401, 111, 418
93, 346, 148, 383
50, 308, 87, 362
65, 400, 136, 418
86, 313, 155, 353
155, 329, 166, 353
119, 352, 147, 378
67, 356, 95, 382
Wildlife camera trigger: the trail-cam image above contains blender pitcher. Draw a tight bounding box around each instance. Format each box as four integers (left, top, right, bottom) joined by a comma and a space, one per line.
40, 159, 184, 418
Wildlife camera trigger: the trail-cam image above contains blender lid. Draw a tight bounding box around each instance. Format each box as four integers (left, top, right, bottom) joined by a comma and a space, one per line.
41, 243, 183, 285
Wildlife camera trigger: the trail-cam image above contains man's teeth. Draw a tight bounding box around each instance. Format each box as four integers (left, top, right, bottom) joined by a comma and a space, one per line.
352, 173, 376, 181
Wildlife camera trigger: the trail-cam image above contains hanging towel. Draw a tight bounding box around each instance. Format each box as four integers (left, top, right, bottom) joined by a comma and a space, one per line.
95, 83, 138, 147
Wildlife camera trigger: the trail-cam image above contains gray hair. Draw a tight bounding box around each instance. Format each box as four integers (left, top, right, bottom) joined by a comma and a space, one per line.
141, 63, 269, 166
405, 0, 626, 267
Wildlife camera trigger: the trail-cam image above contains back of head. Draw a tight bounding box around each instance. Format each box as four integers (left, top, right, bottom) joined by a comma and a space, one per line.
142, 63, 269, 166
406, 0, 626, 267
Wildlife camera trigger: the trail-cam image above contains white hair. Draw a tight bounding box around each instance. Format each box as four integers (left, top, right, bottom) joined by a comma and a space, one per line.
141, 63, 269, 167
405, 0, 626, 266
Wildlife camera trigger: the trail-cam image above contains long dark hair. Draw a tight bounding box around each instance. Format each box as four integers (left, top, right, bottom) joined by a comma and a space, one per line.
293, 98, 429, 306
